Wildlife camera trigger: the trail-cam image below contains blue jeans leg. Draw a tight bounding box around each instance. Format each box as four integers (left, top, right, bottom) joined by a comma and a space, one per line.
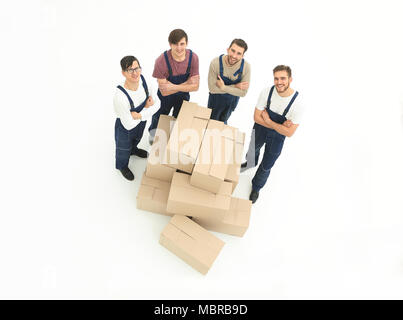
208, 94, 224, 121
223, 96, 240, 123
148, 96, 173, 136
208, 94, 233, 123
115, 120, 132, 169
130, 121, 146, 154
219, 104, 231, 124
148, 107, 162, 136
251, 133, 284, 192
172, 93, 189, 118
245, 123, 267, 167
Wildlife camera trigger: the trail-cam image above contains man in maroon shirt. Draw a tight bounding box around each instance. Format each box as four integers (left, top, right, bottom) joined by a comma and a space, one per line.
148, 29, 200, 144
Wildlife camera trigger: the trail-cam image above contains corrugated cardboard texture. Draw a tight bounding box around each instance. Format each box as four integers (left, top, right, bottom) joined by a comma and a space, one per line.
159, 215, 225, 275
167, 172, 232, 219
193, 197, 252, 237
191, 120, 245, 194
164, 101, 211, 173
146, 115, 176, 182
136, 175, 172, 216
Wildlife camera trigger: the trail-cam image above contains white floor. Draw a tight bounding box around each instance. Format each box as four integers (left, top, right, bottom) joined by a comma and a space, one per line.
1, 0, 403, 299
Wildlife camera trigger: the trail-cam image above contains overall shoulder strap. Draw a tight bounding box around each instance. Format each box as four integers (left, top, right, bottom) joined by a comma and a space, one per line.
117, 85, 134, 108
219, 54, 225, 78
185, 50, 193, 74
233, 59, 245, 77
282, 91, 299, 117
266, 86, 275, 110
163, 51, 172, 77
140, 75, 149, 98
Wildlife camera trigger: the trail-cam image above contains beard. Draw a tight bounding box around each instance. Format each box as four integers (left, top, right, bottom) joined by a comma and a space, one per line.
227, 56, 240, 66
276, 83, 289, 92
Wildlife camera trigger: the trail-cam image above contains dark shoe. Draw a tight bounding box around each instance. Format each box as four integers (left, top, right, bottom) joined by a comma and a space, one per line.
249, 189, 259, 204
132, 148, 148, 158
240, 161, 254, 173
119, 167, 134, 181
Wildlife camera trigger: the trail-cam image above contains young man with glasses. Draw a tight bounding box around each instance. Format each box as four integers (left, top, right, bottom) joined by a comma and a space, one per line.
207, 39, 251, 124
241, 65, 304, 203
113, 56, 158, 181
148, 29, 200, 144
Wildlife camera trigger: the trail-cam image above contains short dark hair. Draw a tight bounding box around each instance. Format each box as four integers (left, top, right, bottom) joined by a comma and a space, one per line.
168, 29, 188, 44
229, 39, 248, 53
273, 65, 292, 78
120, 56, 140, 71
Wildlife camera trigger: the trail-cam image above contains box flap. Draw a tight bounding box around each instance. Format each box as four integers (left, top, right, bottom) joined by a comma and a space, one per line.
172, 172, 232, 197
169, 215, 225, 253
194, 105, 212, 119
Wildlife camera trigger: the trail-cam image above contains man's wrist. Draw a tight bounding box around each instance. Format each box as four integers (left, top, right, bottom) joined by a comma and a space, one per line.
262, 116, 273, 128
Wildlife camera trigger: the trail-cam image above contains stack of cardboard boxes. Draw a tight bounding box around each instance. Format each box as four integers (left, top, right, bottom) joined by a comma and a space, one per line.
137, 102, 252, 275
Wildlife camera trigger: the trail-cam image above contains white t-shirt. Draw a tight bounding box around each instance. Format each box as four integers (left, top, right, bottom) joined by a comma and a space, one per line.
256, 86, 303, 124
113, 77, 158, 130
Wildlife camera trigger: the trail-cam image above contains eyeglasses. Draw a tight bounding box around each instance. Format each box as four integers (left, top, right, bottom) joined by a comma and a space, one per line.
126, 67, 142, 74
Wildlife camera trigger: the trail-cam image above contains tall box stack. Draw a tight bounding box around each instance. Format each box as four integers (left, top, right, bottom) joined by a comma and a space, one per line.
136, 101, 252, 274
190, 119, 245, 194
164, 102, 211, 173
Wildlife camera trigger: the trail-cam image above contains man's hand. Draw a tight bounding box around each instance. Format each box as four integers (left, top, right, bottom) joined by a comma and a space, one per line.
261, 109, 272, 124
283, 119, 293, 128
159, 80, 176, 93
216, 75, 225, 89
234, 81, 249, 90
131, 111, 141, 120
145, 96, 154, 108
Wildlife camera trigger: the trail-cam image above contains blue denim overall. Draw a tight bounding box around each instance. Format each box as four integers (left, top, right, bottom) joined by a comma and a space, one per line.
115, 74, 149, 169
248, 85, 299, 192
148, 50, 193, 134
208, 54, 244, 124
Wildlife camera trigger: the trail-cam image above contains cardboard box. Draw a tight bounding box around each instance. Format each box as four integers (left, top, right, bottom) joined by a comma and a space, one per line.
164, 101, 211, 173
190, 120, 245, 194
146, 115, 176, 182
136, 175, 172, 216
193, 197, 252, 237
159, 215, 225, 275
225, 129, 245, 193
167, 172, 232, 220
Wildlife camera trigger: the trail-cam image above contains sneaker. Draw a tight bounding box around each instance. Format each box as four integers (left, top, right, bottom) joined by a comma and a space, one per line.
133, 148, 148, 158
249, 189, 259, 204
119, 167, 134, 181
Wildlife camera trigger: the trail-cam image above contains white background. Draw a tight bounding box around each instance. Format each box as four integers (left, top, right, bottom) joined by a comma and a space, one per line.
1, 0, 403, 299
